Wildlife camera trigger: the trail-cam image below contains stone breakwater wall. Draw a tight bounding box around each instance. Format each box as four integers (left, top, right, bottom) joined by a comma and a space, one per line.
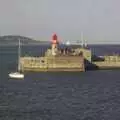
20, 56, 85, 72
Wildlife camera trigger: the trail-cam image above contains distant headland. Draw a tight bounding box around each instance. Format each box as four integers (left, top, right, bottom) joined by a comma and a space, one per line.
0, 35, 49, 46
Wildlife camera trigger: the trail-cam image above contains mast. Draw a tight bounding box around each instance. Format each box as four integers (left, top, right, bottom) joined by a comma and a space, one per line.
18, 38, 21, 72
81, 32, 84, 48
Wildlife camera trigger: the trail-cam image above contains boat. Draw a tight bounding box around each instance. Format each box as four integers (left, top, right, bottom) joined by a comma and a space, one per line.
9, 72, 24, 79
9, 39, 24, 79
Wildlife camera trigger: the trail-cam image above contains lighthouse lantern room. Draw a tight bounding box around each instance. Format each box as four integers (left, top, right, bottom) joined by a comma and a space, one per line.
51, 33, 59, 56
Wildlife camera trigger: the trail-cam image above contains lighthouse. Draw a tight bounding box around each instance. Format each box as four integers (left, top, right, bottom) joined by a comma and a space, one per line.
51, 33, 59, 56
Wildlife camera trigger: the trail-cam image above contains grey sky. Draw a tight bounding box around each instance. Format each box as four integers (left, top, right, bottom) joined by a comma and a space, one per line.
0, 0, 120, 43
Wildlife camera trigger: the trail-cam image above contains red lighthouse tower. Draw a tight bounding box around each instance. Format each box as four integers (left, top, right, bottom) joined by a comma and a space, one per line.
51, 33, 59, 56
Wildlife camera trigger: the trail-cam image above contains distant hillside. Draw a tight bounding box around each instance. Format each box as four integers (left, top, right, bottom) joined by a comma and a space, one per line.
0, 35, 49, 45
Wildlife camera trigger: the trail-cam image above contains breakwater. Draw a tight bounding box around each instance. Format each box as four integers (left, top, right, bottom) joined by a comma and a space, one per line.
93, 55, 120, 70
20, 56, 85, 72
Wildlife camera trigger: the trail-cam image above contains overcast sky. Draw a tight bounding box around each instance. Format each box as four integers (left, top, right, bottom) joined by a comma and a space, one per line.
0, 0, 120, 43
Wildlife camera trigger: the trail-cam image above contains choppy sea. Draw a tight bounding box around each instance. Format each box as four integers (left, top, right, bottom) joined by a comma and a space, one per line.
0, 44, 120, 120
